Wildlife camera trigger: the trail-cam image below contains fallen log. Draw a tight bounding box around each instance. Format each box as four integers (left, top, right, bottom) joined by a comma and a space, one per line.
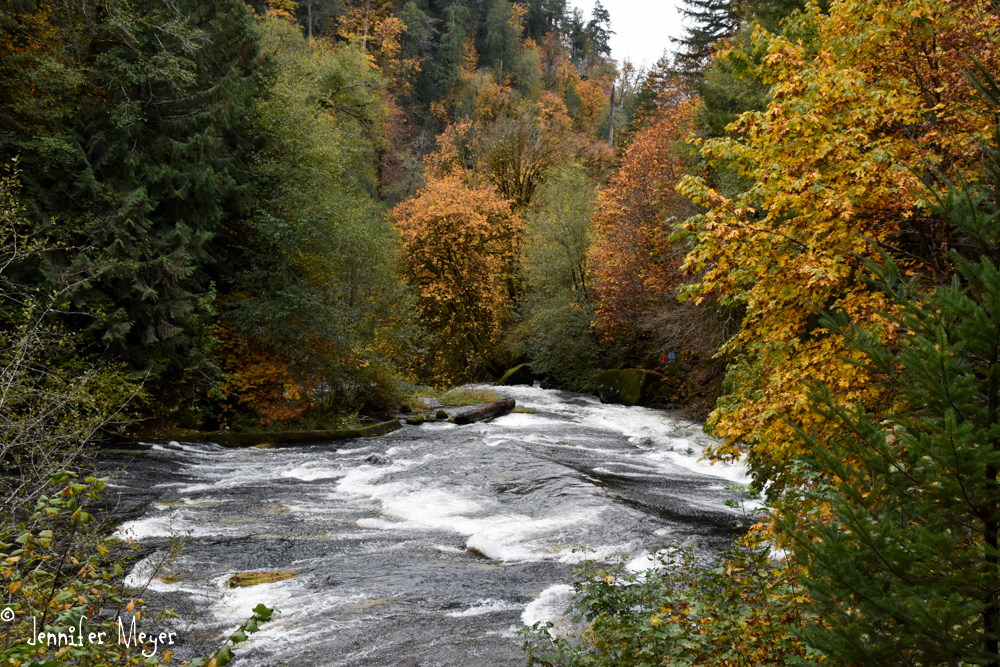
454, 398, 516, 425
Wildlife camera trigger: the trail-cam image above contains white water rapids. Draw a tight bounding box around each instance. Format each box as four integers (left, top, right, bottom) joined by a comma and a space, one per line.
104, 385, 749, 666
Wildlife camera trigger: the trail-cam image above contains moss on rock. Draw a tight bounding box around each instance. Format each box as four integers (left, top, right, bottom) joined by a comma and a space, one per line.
227, 571, 296, 588
495, 363, 534, 386
596, 369, 669, 406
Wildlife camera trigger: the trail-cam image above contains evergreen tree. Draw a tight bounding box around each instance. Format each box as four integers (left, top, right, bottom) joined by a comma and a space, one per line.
563, 1, 612, 73
1, 0, 267, 379
585, 1, 612, 61
523, 0, 567, 42
423, 0, 471, 106
673, 0, 737, 76
786, 64, 1000, 666
484, 0, 521, 77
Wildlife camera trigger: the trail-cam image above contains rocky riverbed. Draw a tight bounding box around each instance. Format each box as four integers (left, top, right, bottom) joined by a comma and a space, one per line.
100, 385, 750, 666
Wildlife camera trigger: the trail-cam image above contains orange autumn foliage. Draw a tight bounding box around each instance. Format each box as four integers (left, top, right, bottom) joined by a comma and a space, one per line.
678, 0, 1000, 486
214, 323, 309, 425
589, 91, 699, 344
392, 173, 522, 381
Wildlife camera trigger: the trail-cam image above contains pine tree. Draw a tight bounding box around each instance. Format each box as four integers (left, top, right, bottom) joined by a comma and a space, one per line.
2, 0, 267, 378
672, 0, 737, 76
786, 63, 1000, 666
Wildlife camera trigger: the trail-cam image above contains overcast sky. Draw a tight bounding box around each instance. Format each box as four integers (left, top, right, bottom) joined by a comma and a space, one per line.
568, 0, 688, 70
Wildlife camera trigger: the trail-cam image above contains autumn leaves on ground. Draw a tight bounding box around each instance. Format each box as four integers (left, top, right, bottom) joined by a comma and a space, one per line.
1, 0, 1000, 663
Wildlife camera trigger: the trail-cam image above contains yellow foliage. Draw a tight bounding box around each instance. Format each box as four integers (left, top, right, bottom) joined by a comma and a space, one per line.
678, 0, 1000, 486
391, 174, 523, 381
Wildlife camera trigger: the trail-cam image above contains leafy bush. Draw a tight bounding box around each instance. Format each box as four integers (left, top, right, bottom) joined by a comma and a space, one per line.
522, 535, 821, 667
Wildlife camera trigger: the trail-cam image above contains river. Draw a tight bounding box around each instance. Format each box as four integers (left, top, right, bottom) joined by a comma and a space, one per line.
102, 385, 749, 666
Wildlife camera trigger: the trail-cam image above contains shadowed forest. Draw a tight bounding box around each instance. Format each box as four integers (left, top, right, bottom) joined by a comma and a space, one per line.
2, 0, 1000, 663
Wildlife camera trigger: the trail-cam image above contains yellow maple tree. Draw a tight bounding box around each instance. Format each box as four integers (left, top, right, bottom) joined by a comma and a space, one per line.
678, 0, 1000, 487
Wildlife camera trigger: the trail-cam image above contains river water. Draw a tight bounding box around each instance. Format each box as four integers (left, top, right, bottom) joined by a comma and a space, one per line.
103, 385, 749, 666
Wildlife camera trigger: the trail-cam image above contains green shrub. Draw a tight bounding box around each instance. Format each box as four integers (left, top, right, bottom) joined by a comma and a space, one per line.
522, 535, 821, 667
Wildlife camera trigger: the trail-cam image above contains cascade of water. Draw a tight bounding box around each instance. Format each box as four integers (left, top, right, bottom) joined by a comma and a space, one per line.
106, 386, 749, 666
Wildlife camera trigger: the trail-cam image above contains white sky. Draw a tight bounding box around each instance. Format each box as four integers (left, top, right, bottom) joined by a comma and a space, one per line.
568, 0, 688, 70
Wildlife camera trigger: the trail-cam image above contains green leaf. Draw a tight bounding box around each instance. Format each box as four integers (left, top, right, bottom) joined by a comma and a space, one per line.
216, 646, 233, 667
251, 603, 274, 622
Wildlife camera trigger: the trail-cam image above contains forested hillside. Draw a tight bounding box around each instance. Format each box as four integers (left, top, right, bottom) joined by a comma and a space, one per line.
3, 0, 1000, 662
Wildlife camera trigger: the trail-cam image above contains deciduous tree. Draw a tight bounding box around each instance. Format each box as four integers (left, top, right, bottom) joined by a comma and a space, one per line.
679, 0, 1000, 489
393, 173, 522, 381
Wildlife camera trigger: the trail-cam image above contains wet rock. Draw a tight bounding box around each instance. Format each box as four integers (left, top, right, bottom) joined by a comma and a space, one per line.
436, 409, 448, 420
495, 363, 534, 386
365, 453, 392, 465
596, 369, 666, 406
406, 415, 426, 425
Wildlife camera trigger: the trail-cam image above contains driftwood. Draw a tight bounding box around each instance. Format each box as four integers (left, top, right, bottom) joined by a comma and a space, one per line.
454, 398, 516, 425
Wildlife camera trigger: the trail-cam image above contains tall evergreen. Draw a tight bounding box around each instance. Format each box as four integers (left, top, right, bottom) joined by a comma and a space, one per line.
523, 0, 567, 42
1, 0, 267, 378
786, 64, 1000, 666
673, 0, 737, 76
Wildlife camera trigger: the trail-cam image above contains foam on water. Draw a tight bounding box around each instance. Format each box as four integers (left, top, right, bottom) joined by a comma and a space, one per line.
281, 463, 348, 481
446, 599, 523, 617
117, 511, 207, 540
337, 455, 605, 561
335, 446, 371, 455
487, 384, 751, 486
112, 384, 750, 665
491, 413, 564, 427
522, 584, 575, 631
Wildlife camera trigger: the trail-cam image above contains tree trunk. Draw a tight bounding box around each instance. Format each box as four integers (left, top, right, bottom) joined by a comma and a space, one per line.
362, 0, 371, 54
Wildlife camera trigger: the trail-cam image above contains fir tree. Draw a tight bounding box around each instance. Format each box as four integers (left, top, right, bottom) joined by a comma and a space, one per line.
672, 0, 737, 76
2, 0, 267, 378
585, 1, 612, 61
786, 63, 1000, 666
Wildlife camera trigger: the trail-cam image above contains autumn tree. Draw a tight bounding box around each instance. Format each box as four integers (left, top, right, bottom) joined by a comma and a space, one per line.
392, 173, 522, 381
589, 86, 700, 358
788, 72, 1000, 663
678, 0, 1000, 489
472, 114, 571, 207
